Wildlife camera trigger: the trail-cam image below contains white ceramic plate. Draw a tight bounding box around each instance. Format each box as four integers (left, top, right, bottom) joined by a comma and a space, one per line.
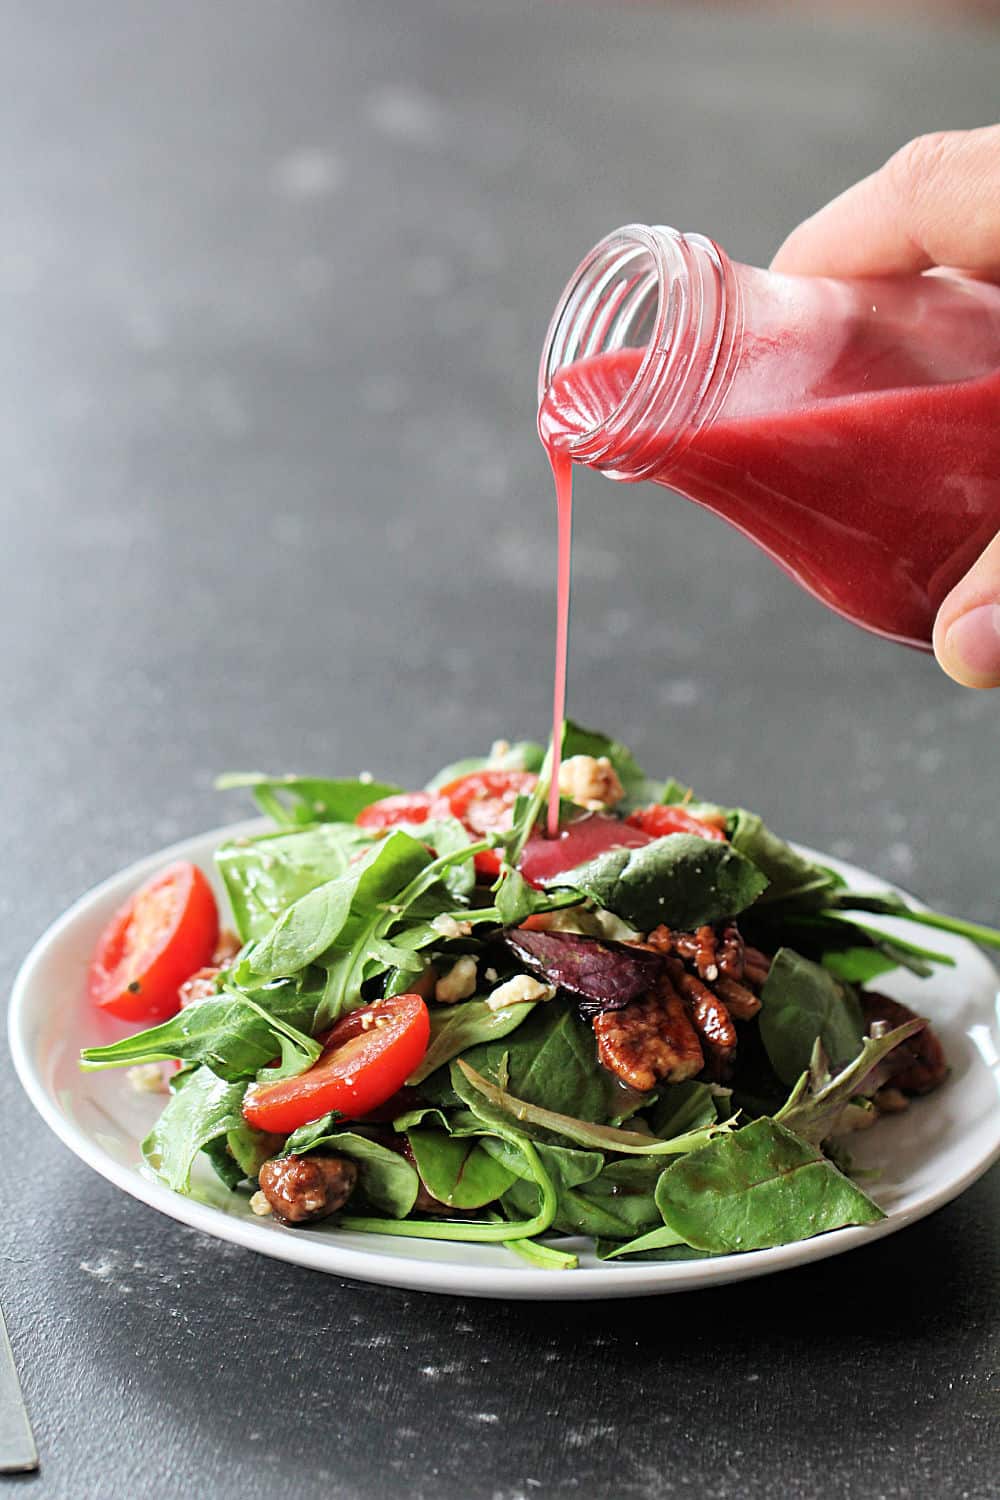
9, 821, 1000, 1299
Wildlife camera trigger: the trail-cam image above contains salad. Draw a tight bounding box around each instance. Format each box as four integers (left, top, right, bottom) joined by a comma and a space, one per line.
80, 723, 1000, 1269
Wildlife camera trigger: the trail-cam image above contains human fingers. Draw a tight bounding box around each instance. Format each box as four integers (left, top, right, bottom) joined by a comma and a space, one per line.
771, 125, 1000, 279
933, 532, 1000, 689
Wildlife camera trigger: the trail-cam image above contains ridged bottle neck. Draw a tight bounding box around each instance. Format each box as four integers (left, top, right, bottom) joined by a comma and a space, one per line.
538, 224, 743, 479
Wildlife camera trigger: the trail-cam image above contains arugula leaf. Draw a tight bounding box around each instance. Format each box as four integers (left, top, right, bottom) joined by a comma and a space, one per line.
407, 1130, 518, 1209
454, 1061, 729, 1157
655, 1117, 883, 1252
727, 810, 843, 907
494, 867, 584, 928
216, 773, 402, 826
775, 1019, 926, 1145
217, 824, 374, 942
142, 1067, 247, 1193
642, 1080, 720, 1139
279, 1118, 419, 1217
544, 834, 768, 932
758, 948, 864, 1086
80, 979, 321, 1080
823, 890, 1000, 953
407, 999, 538, 1086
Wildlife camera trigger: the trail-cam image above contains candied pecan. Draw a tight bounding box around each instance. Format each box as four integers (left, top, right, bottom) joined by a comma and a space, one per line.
717, 924, 745, 980
258, 1154, 358, 1225
743, 945, 771, 980
861, 992, 947, 1094
644, 926, 674, 954
593, 979, 704, 1091
662, 957, 737, 1080
714, 975, 761, 1020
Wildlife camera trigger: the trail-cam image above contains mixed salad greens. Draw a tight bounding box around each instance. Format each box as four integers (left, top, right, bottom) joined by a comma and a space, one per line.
80, 723, 1000, 1269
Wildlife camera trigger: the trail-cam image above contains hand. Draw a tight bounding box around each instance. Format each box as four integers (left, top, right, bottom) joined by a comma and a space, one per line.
771, 126, 1000, 688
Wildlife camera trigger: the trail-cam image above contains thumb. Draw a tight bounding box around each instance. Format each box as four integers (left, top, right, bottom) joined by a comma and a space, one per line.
933, 533, 1000, 688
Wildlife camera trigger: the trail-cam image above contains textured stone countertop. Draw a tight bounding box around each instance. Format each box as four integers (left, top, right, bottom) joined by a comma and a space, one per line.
2, 2, 997, 1496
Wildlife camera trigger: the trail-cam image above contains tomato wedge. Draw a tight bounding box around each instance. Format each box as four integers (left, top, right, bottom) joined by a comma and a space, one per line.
438, 769, 539, 877
88, 861, 220, 1023
624, 804, 728, 842
241, 993, 430, 1135
355, 792, 447, 830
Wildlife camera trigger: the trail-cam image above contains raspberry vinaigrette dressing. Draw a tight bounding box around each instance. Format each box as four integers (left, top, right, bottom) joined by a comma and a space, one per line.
538, 225, 1000, 827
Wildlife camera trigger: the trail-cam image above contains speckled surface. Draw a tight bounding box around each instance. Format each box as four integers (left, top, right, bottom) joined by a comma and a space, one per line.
2, 2, 997, 1496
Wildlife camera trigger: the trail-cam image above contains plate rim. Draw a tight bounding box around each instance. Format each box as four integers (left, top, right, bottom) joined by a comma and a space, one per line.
9, 819, 1000, 1300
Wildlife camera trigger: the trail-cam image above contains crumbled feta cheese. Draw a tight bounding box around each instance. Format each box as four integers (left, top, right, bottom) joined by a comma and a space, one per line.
557, 755, 625, 810
249, 1190, 273, 1216
359, 771, 374, 785
434, 955, 479, 1004
488, 739, 511, 765
485, 974, 557, 1011
127, 1063, 170, 1095
431, 913, 473, 939
484, 967, 498, 983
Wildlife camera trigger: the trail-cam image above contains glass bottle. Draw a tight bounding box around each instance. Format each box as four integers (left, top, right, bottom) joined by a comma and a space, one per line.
538, 224, 1000, 646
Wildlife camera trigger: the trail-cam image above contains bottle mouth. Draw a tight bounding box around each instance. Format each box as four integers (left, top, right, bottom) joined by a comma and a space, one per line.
538, 224, 736, 477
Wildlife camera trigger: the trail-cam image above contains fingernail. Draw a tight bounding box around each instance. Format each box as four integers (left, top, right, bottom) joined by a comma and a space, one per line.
943, 603, 1000, 686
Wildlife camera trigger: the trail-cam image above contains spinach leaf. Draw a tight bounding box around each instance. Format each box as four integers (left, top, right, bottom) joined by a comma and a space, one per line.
225, 1119, 283, 1181
201, 1136, 246, 1191
454, 1061, 729, 1157
407, 999, 538, 1086
544, 834, 768, 932
458, 1004, 644, 1123
727, 810, 843, 907
597, 1226, 693, 1259
407, 1130, 518, 1209
142, 1067, 247, 1193
279, 1118, 418, 1217
338, 1137, 559, 1244
80, 979, 321, 1081
217, 824, 374, 942
248, 878, 355, 979
758, 948, 864, 1086
502, 1153, 664, 1240
655, 1117, 883, 1252
216, 773, 402, 826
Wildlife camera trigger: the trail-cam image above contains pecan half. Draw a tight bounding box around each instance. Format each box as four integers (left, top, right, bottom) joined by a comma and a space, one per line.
861, 992, 947, 1094
662, 957, 737, 1080
258, 1154, 358, 1225
593, 978, 704, 1091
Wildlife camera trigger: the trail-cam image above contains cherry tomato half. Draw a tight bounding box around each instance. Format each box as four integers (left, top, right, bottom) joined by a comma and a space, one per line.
438, 769, 539, 878
355, 792, 447, 830
88, 861, 220, 1023
624, 804, 728, 843
241, 993, 431, 1135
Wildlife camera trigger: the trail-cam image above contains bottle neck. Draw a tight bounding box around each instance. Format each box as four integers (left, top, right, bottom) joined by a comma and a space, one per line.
538, 224, 743, 479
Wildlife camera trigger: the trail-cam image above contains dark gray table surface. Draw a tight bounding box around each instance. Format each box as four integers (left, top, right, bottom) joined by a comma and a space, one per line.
2, 3, 997, 1497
